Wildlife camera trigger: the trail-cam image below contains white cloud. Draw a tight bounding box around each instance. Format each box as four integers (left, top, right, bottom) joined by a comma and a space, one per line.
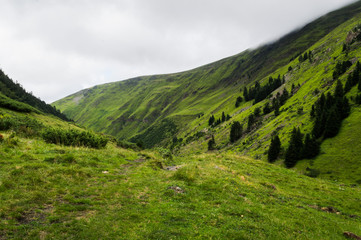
0, 0, 356, 102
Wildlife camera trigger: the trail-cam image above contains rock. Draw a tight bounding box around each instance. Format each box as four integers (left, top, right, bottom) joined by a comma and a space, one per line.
344, 232, 361, 240
165, 165, 182, 171
321, 206, 338, 214
168, 186, 184, 194
309, 205, 319, 210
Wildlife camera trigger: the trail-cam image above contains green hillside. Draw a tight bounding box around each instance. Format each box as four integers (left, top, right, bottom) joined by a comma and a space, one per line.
0, 109, 360, 239
54, 2, 361, 184
1, 2, 361, 238
0, 69, 70, 121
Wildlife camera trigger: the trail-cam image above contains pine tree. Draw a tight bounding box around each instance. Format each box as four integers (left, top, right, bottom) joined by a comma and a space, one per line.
274, 100, 280, 116
254, 108, 261, 117
235, 96, 243, 107
344, 75, 353, 93
230, 121, 242, 143
263, 102, 271, 115
285, 127, 303, 168
334, 80, 344, 99
243, 87, 249, 101
208, 135, 216, 151
247, 114, 255, 131
310, 105, 315, 118
222, 112, 226, 122
208, 115, 215, 126
324, 107, 341, 138
302, 134, 320, 159
312, 113, 326, 139
268, 135, 281, 163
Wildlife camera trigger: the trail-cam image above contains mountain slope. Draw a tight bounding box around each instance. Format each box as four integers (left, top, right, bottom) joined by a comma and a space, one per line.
0, 69, 70, 121
54, 1, 361, 144
54, 2, 361, 184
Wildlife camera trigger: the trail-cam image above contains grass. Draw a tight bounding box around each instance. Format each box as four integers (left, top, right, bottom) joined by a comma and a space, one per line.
0, 131, 360, 239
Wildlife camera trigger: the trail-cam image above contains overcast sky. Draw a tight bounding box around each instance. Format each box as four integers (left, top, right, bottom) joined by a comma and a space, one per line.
0, 0, 357, 103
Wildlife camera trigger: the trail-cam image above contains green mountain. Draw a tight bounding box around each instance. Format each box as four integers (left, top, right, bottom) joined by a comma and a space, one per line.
54, 1, 361, 184
0, 5, 360, 236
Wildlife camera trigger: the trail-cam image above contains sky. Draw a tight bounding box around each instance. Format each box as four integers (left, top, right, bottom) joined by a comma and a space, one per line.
0, 0, 357, 103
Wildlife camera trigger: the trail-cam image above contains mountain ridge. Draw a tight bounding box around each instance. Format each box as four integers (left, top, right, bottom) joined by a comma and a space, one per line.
54, 1, 361, 184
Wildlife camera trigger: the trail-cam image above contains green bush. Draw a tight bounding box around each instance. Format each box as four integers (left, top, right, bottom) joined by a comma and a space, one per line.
42, 128, 108, 149
0, 115, 43, 137
117, 140, 140, 150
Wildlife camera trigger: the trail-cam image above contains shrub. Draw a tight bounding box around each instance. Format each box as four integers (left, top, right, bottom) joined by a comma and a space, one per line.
117, 140, 140, 150
0, 115, 43, 137
42, 128, 108, 149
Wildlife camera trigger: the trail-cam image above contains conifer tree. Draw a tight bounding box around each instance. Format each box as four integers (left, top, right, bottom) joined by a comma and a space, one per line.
285, 127, 303, 168
243, 87, 249, 101
208, 115, 215, 126
310, 105, 315, 118
247, 114, 255, 131
208, 135, 216, 150
302, 134, 320, 159
235, 96, 243, 107
222, 112, 226, 122
274, 100, 280, 116
268, 135, 281, 163
324, 107, 341, 138
344, 75, 353, 93
263, 102, 271, 115
230, 121, 242, 143
334, 80, 344, 99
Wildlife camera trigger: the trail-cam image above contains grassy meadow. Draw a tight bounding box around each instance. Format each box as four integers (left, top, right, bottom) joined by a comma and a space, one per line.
0, 130, 360, 239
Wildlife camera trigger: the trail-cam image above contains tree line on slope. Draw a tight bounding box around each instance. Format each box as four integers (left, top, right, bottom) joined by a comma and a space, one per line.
267, 59, 361, 167
0, 69, 70, 121
208, 53, 360, 170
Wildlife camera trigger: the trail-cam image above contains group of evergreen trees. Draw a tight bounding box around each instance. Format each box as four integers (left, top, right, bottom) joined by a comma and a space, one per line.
311, 80, 350, 139
243, 75, 283, 104
268, 60, 360, 167
268, 129, 319, 166
284, 128, 320, 168
208, 112, 231, 127
345, 61, 361, 93
0, 69, 70, 121
333, 60, 352, 79
271, 88, 290, 116
298, 51, 313, 63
